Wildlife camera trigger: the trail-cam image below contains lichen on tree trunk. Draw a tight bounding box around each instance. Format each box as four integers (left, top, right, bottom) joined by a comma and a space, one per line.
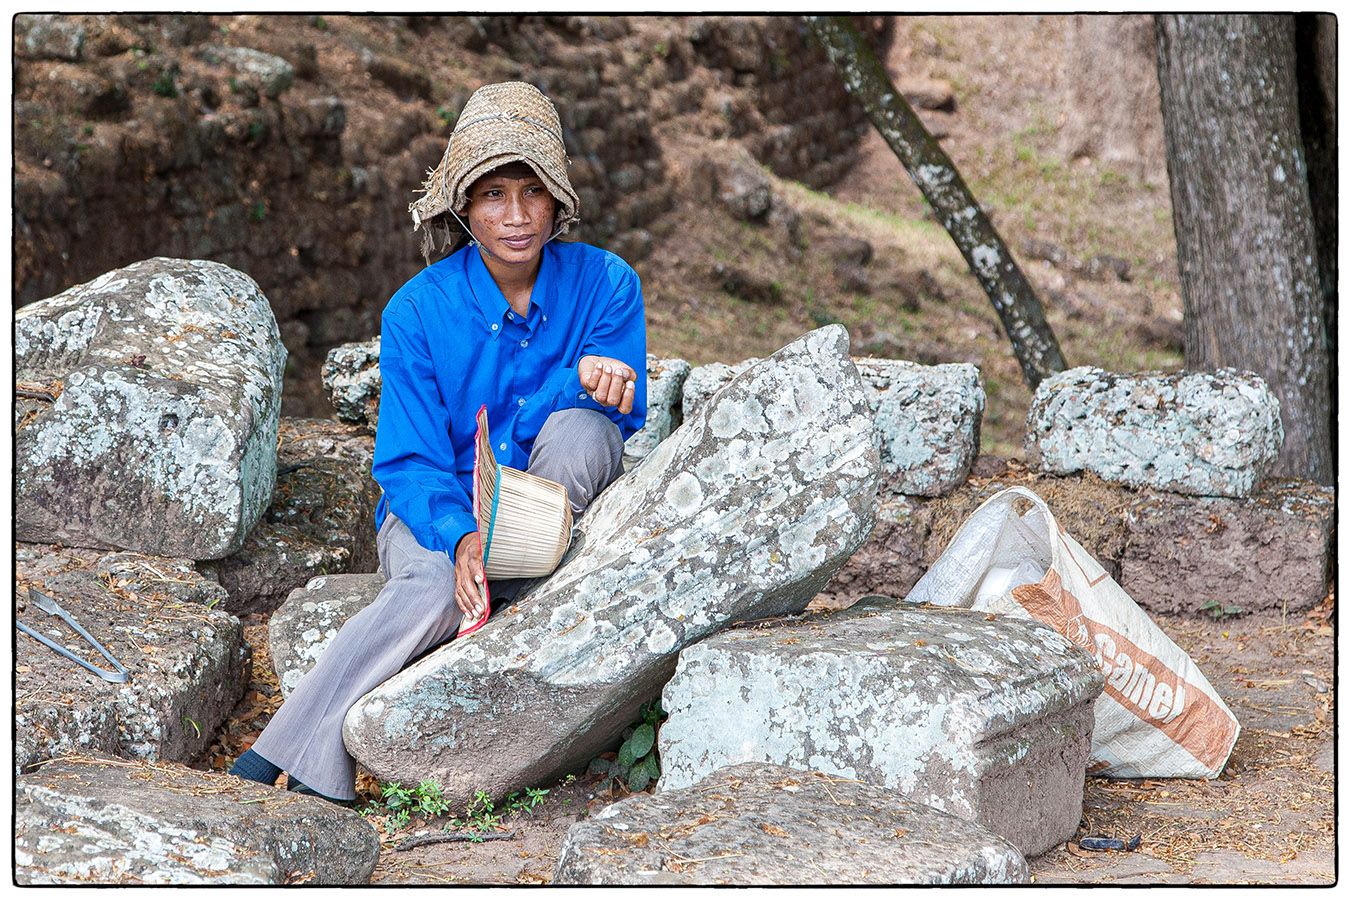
805, 14, 1067, 389
1156, 14, 1333, 484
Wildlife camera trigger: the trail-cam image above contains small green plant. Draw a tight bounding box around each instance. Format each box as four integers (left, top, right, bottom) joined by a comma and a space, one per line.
504, 785, 549, 815
249, 200, 267, 222
363, 778, 452, 828
82, 124, 94, 137
152, 71, 178, 99
247, 119, 267, 143
435, 105, 458, 128
181, 715, 200, 738
310, 15, 328, 31
588, 700, 664, 793
448, 789, 503, 840
1201, 599, 1244, 622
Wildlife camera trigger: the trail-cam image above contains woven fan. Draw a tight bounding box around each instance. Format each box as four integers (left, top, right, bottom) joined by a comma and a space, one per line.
460, 405, 573, 637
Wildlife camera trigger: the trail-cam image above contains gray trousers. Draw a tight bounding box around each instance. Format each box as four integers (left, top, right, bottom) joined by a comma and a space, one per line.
250, 408, 624, 799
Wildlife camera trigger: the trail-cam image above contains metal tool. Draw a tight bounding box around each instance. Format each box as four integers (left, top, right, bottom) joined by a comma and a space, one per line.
16, 587, 130, 684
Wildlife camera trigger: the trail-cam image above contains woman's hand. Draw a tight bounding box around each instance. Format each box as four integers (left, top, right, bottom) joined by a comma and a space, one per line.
453, 533, 488, 620
578, 355, 637, 414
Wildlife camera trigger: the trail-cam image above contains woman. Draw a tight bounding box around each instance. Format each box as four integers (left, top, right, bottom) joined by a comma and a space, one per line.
230, 82, 648, 803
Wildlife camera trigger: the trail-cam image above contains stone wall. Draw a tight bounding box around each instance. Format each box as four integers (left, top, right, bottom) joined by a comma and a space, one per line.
14, 13, 887, 416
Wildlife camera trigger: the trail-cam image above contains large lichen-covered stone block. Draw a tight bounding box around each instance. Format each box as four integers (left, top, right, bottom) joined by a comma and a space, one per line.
554, 762, 1027, 885
199, 418, 380, 616
1025, 366, 1283, 497
657, 600, 1104, 856
344, 325, 880, 807
15, 258, 286, 559
15, 755, 380, 884
270, 573, 386, 698
685, 356, 983, 496
322, 338, 382, 429
623, 354, 692, 470
854, 358, 983, 496
15, 545, 248, 773
1120, 479, 1334, 615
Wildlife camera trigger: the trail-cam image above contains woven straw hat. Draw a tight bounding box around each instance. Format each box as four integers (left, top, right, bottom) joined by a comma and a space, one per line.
410, 82, 580, 258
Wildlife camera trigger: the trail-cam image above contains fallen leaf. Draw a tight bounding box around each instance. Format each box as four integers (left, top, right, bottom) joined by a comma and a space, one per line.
760, 823, 789, 837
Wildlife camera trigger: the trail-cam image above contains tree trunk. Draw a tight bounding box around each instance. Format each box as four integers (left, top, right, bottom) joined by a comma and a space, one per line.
1156, 14, 1333, 484
805, 15, 1067, 389
1294, 13, 1337, 482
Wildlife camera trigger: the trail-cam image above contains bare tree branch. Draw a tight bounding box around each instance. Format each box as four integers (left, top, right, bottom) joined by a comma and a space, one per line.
806, 15, 1067, 388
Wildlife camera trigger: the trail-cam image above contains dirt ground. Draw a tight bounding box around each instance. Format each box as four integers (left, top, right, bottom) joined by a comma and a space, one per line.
201, 599, 1333, 885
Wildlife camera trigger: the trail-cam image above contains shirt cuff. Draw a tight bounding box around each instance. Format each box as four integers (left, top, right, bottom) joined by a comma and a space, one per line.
436, 509, 481, 560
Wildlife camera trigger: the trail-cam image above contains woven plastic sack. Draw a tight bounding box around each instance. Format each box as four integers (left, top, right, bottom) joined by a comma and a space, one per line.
908, 486, 1240, 779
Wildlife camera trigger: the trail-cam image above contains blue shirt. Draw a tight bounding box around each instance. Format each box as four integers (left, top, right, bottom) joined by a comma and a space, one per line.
372, 240, 648, 558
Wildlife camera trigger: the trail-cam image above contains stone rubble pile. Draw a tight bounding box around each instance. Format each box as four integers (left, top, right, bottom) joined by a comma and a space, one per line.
14, 257, 385, 885
14, 253, 1333, 885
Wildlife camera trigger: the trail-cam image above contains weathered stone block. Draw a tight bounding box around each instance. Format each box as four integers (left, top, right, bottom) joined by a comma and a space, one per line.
200, 418, 380, 615
15, 755, 379, 884
686, 356, 983, 496
15, 545, 247, 773
623, 354, 692, 470
657, 600, 1104, 856
15, 258, 286, 559
855, 358, 983, 496
554, 762, 1027, 884
270, 573, 386, 698
321, 338, 381, 428
1120, 479, 1333, 615
1025, 366, 1282, 497
344, 326, 880, 807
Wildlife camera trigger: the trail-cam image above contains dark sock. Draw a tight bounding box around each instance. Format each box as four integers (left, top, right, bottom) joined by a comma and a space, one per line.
286, 774, 354, 807
229, 748, 282, 785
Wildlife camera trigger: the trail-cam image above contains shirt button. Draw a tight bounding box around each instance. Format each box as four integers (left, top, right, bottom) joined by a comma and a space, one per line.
577, 391, 587, 400
499, 442, 506, 451
491, 323, 498, 331
519, 339, 528, 348
517, 397, 525, 407
507, 312, 514, 320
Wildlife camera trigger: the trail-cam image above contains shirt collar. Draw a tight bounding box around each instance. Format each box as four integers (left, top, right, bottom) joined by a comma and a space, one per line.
465, 243, 556, 332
